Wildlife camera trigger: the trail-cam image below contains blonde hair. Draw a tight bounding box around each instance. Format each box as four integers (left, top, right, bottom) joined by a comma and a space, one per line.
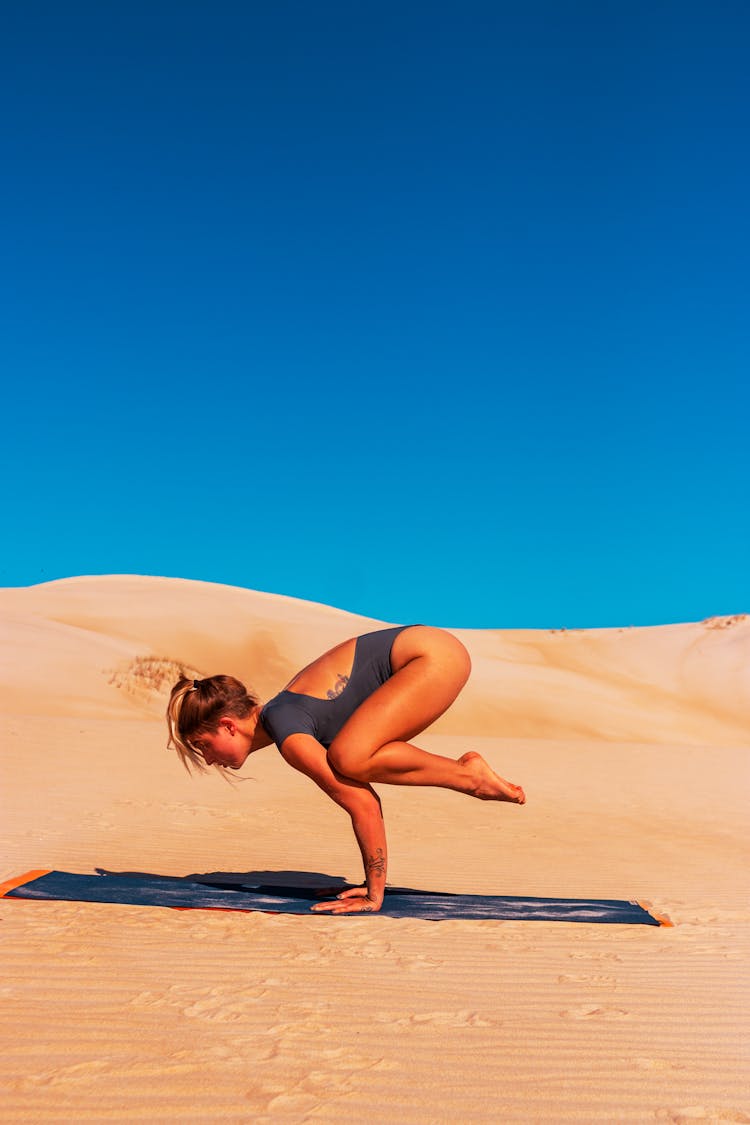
166, 675, 260, 775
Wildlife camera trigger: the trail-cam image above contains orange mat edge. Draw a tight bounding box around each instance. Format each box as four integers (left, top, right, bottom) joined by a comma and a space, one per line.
0, 870, 51, 898
637, 899, 674, 927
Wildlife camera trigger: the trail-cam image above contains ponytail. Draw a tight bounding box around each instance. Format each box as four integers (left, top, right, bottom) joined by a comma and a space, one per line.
166, 674, 259, 774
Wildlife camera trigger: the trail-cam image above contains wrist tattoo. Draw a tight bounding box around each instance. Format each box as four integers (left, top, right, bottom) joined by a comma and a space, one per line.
367, 848, 386, 879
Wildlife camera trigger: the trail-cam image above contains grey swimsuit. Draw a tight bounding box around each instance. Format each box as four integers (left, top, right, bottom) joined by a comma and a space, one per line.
260, 624, 414, 749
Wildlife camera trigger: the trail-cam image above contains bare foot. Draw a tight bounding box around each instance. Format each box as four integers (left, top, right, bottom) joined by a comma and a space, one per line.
459, 752, 526, 804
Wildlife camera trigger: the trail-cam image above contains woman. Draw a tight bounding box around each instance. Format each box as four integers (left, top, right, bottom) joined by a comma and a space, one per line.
166, 624, 525, 914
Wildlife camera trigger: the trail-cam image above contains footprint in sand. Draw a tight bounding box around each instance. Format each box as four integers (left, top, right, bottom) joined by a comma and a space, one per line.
656, 1108, 750, 1123
629, 1057, 686, 1072
128, 983, 269, 1022
82, 813, 115, 830
128, 989, 168, 1010
336, 936, 393, 960
374, 1009, 497, 1029
265, 1092, 329, 1115
282, 949, 333, 964
568, 950, 624, 963
181, 989, 270, 1022
557, 973, 617, 984
27, 1059, 111, 1087
312, 1047, 395, 1073
560, 1004, 629, 1020
397, 954, 444, 971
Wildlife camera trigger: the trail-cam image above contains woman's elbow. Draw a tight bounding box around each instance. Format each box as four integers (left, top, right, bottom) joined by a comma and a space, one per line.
340, 787, 382, 820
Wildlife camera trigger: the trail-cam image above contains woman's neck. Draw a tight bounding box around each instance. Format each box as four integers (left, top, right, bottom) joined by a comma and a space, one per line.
240, 705, 274, 752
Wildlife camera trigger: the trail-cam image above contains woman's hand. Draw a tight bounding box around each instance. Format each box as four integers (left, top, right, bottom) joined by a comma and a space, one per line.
311, 886, 383, 914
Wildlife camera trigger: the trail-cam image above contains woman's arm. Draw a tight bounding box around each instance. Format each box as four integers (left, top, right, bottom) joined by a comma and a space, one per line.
278, 733, 387, 913
327, 795, 387, 913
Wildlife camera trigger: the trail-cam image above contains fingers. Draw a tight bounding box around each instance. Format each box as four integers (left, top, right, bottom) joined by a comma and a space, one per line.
313, 884, 353, 899
310, 885, 377, 913
311, 886, 367, 906
310, 897, 381, 914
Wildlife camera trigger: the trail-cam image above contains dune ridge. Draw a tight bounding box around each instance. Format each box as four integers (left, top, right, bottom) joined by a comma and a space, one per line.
1, 575, 747, 743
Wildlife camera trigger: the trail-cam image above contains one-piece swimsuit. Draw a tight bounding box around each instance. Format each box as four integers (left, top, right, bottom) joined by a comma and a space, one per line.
260, 624, 414, 749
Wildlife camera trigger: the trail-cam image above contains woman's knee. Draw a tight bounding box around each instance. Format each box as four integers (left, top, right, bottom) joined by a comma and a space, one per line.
327, 738, 371, 782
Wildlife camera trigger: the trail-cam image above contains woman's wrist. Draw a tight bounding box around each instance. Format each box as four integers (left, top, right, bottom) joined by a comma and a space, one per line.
365, 846, 386, 906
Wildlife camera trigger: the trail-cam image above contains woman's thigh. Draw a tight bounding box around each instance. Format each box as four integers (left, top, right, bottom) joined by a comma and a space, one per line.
330, 626, 471, 755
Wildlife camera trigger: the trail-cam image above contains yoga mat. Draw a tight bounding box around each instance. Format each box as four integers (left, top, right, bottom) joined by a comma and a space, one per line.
0, 870, 670, 925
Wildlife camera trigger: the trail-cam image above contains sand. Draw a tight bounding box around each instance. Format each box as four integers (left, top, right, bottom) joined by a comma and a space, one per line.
1, 575, 748, 1122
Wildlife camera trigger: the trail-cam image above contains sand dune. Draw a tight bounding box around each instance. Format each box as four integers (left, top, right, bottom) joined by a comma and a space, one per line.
1, 574, 747, 741
1, 576, 748, 1122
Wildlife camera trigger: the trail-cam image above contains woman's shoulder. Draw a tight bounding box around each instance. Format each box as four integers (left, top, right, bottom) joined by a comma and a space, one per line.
260, 691, 317, 746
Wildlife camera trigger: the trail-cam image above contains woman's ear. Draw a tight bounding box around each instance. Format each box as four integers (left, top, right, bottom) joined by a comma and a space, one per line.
219, 717, 238, 736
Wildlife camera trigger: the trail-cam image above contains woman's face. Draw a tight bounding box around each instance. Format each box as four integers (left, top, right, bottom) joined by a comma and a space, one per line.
192, 719, 250, 770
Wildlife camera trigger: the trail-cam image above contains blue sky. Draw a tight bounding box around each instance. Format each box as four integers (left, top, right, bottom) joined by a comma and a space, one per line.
2, 1, 748, 627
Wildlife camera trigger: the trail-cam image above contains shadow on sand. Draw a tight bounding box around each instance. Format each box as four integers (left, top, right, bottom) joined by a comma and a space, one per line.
94, 867, 450, 899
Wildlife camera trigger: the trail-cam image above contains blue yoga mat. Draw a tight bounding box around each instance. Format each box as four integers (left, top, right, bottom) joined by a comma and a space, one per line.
1, 870, 669, 924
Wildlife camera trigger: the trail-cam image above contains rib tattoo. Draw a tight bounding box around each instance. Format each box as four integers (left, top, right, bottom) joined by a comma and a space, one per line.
326, 674, 349, 700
